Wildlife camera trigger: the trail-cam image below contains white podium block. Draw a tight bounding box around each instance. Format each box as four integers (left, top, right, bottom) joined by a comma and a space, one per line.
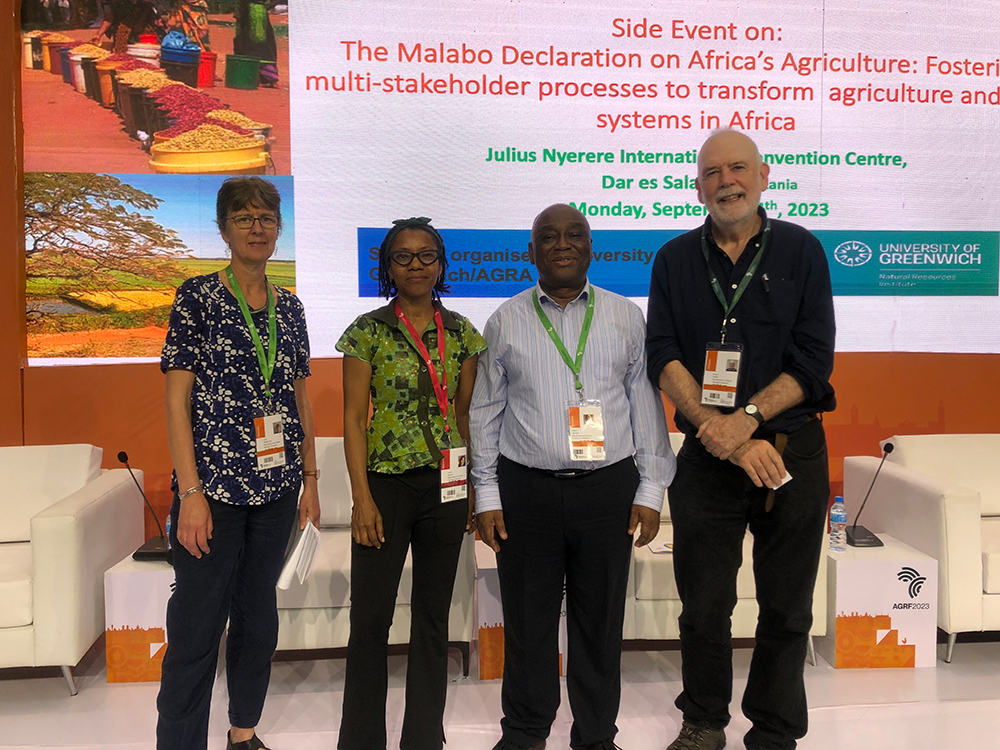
104, 556, 175, 682
816, 534, 938, 668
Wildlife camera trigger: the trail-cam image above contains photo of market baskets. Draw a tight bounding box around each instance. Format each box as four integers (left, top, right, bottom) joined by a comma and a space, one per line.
24, 172, 295, 361
20, 1, 291, 175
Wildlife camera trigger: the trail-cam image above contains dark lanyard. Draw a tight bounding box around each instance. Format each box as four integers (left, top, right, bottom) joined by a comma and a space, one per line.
532, 286, 595, 397
701, 219, 771, 343
226, 266, 277, 401
395, 301, 451, 433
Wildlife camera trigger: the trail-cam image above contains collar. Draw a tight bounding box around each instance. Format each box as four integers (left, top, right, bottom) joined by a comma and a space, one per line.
535, 280, 591, 307
368, 299, 461, 331
701, 206, 768, 254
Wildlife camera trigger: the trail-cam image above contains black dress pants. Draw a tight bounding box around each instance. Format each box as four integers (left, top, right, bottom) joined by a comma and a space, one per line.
495, 456, 639, 750
156, 487, 299, 750
338, 466, 467, 750
669, 418, 829, 750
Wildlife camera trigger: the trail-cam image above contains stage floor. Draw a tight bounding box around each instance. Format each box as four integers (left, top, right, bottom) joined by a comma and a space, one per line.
3, 640, 1000, 749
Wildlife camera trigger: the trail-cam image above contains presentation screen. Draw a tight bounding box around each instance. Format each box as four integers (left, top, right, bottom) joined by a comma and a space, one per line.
292, 0, 999, 355
21, 0, 1000, 361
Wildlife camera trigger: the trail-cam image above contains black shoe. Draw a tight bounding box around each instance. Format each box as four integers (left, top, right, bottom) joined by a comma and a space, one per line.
666, 721, 726, 750
490, 739, 546, 750
227, 730, 272, 750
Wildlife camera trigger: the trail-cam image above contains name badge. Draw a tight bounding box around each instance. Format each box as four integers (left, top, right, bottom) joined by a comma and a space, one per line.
254, 413, 286, 470
440, 446, 467, 503
701, 342, 744, 408
568, 400, 605, 461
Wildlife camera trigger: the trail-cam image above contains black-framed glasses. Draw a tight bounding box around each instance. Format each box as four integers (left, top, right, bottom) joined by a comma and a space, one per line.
389, 251, 440, 267
228, 215, 278, 229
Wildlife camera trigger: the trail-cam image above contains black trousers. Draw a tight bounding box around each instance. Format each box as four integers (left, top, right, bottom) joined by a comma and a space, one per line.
669, 418, 829, 750
338, 467, 467, 750
156, 487, 299, 750
495, 456, 639, 750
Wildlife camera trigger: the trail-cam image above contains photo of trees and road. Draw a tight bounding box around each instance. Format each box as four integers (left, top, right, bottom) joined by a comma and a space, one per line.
25, 172, 295, 360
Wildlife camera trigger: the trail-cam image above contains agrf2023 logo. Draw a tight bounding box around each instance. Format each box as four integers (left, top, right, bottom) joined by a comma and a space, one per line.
893, 566, 931, 609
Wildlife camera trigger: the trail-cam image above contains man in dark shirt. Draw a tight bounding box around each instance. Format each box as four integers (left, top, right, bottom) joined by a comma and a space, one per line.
646, 129, 836, 750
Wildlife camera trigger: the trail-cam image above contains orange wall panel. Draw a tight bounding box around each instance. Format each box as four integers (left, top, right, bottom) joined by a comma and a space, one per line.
23, 358, 346, 536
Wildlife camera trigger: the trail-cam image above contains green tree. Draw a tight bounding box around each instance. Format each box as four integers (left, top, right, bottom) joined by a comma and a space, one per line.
24, 172, 188, 296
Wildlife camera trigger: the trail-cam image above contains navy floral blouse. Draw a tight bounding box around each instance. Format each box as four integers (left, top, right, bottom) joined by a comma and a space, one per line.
161, 272, 311, 506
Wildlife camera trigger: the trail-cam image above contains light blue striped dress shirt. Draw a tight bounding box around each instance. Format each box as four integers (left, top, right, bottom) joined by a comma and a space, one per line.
470, 282, 676, 513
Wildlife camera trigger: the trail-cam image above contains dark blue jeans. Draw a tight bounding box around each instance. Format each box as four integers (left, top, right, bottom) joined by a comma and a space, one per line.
156, 487, 299, 750
669, 419, 828, 750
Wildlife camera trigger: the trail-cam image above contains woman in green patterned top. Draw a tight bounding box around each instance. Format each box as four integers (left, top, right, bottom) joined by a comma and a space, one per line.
335, 217, 486, 750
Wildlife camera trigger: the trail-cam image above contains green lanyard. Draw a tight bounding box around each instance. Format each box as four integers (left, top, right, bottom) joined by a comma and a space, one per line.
226, 266, 277, 401
700, 219, 771, 343
532, 286, 595, 396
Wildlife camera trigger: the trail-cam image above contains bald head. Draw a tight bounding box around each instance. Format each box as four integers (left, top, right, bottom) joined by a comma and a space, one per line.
528, 203, 592, 304
531, 203, 590, 241
695, 129, 770, 232
697, 129, 763, 172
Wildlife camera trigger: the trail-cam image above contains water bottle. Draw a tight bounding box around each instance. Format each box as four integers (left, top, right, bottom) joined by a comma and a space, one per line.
164, 512, 172, 551
829, 495, 847, 552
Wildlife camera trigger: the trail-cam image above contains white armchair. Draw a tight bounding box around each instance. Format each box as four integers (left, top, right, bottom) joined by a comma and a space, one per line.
0, 444, 144, 694
843, 434, 1000, 662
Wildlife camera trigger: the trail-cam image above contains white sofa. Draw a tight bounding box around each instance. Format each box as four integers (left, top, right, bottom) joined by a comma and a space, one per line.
843, 433, 1000, 662
630, 432, 827, 662
275, 437, 476, 674
0, 444, 144, 694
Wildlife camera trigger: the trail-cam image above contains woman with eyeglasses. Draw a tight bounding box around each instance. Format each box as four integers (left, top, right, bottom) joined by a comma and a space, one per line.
336, 217, 485, 750
157, 177, 320, 750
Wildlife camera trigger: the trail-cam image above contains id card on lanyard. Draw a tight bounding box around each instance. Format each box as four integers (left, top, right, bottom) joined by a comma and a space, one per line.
227, 267, 286, 470
699, 220, 770, 408
394, 302, 467, 501
532, 287, 606, 462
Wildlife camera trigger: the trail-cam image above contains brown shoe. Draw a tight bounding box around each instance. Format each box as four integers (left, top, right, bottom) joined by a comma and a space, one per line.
666, 721, 726, 750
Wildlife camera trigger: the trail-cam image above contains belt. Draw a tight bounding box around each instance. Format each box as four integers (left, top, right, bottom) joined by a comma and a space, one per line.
546, 468, 596, 479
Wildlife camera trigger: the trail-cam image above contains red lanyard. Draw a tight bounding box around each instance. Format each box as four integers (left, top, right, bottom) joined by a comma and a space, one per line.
394, 301, 450, 433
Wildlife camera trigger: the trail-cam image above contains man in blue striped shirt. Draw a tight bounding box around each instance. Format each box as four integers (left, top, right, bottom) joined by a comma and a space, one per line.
471, 203, 676, 750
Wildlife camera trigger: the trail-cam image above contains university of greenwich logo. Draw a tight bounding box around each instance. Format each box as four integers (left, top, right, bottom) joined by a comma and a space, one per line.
897, 566, 927, 599
833, 239, 873, 267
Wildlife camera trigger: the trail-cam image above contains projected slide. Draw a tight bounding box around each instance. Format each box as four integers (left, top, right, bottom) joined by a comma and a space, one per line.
20, 1, 1000, 361
290, 0, 999, 354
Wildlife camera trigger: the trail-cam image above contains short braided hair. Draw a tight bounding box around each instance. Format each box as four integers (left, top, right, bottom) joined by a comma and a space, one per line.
377, 217, 451, 298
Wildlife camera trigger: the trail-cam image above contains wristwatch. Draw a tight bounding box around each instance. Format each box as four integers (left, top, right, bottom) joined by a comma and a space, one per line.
743, 403, 765, 426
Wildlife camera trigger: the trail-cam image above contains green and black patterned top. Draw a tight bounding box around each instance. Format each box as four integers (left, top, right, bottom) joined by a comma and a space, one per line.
336, 302, 487, 474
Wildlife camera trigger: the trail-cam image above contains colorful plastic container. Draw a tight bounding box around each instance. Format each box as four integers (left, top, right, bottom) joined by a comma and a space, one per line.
149, 141, 268, 174
224, 55, 260, 90
81, 57, 101, 101
59, 46, 74, 84
69, 52, 88, 94
30, 36, 45, 70
163, 59, 200, 87
96, 59, 126, 107
127, 43, 161, 69
198, 50, 217, 88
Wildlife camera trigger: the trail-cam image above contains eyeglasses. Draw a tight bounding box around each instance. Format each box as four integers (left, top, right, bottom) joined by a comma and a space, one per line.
389, 251, 440, 267
228, 215, 278, 230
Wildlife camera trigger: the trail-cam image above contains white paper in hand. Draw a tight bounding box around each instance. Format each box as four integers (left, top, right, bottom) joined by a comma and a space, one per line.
277, 519, 321, 590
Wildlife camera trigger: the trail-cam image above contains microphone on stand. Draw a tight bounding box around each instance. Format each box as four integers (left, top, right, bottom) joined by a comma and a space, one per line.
120, 451, 172, 563
846, 442, 893, 548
